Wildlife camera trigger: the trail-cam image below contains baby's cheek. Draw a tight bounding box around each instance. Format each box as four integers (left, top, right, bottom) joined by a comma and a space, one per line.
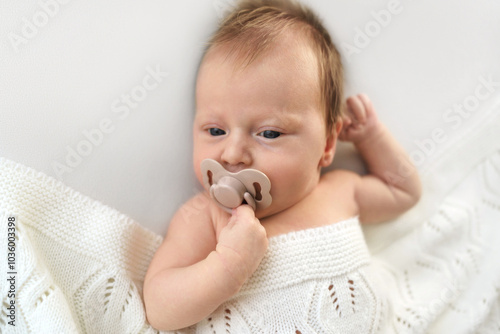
270, 172, 297, 199
193, 159, 205, 187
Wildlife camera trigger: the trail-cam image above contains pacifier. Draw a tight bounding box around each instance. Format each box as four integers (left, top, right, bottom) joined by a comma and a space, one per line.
200, 159, 272, 213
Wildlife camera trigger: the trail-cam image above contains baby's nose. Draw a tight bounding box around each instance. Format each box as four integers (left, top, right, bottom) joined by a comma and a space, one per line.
221, 135, 252, 170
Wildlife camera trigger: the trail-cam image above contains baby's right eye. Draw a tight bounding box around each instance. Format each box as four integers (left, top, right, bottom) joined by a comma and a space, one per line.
208, 128, 226, 136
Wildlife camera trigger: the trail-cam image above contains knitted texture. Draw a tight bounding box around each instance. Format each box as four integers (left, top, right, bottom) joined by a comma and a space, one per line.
0, 157, 162, 334
193, 217, 389, 333
373, 150, 500, 334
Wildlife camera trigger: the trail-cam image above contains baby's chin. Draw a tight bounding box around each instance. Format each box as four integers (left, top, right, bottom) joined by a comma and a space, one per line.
254, 202, 290, 220
254, 208, 271, 220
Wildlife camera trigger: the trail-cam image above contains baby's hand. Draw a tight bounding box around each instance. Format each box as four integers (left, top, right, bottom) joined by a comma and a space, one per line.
339, 94, 381, 145
215, 205, 268, 292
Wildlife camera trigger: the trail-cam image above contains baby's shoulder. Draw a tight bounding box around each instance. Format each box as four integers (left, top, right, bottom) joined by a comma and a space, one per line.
177, 191, 211, 217
174, 191, 230, 236
170, 192, 214, 231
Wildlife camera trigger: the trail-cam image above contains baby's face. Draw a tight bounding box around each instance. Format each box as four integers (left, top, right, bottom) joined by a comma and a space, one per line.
193, 36, 335, 218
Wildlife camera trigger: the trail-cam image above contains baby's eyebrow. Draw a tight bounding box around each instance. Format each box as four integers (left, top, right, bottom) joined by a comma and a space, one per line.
195, 105, 307, 129
257, 108, 304, 126
261, 115, 297, 127
193, 109, 222, 123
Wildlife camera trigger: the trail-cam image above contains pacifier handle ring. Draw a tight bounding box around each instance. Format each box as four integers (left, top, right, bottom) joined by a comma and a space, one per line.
243, 192, 256, 211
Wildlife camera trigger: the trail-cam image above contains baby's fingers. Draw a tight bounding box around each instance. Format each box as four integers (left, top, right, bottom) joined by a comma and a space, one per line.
232, 205, 256, 222
341, 114, 352, 128
346, 95, 367, 124
357, 93, 375, 118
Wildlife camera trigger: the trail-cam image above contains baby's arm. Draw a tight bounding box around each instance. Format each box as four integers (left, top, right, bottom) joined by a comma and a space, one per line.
339, 94, 422, 223
143, 194, 267, 330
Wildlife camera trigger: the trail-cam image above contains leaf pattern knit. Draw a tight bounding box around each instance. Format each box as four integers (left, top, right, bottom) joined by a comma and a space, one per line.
189, 217, 390, 333
0, 158, 162, 334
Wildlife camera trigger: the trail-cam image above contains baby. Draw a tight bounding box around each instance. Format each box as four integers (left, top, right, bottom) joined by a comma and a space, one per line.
144, 0, 421, 332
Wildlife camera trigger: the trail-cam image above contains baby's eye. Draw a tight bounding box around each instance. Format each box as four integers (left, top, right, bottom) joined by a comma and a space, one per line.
208, 128, 226, 136
259, 130, 281, 139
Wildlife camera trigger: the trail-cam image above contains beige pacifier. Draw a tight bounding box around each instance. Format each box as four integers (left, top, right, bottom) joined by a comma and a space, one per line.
201, 159, 272, 213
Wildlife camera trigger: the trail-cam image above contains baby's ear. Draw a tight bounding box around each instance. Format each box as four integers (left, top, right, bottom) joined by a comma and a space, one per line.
319, 120, 342, 167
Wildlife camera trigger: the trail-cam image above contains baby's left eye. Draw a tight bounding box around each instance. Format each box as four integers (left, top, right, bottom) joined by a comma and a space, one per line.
258, 130, 281, 139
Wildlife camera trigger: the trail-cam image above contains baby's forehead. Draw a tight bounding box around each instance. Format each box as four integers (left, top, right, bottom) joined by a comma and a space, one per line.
196, 33, 324, 122
198, 41, 320, 101
200, 29, 319, 77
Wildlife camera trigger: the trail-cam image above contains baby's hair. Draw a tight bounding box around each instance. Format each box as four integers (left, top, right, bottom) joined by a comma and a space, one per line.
205, 0, 344, 130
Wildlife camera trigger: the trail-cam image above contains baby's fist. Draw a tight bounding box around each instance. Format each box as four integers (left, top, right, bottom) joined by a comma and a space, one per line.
339, 94, 381, 145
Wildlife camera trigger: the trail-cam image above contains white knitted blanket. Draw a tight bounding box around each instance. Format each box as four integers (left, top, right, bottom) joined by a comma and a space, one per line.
0, 159, 162, 334
1, 97, 500, 333
191, 217, 389, 333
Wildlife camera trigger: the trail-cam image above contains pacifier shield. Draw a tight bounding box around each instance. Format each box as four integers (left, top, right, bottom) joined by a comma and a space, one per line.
200, 159, 272, 213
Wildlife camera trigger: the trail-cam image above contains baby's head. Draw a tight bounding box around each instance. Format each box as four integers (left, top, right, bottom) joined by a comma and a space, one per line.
194, 0, 344, 217
206, 0, 343, 130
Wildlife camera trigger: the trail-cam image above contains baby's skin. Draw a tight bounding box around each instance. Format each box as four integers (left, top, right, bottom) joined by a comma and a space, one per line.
143, 34, 421, 330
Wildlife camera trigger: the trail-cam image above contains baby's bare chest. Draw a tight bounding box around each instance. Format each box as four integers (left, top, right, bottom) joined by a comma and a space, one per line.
261, 183, 358, 237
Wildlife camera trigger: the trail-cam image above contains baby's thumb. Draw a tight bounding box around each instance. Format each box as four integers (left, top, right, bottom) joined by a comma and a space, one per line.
232, 204, 256, 220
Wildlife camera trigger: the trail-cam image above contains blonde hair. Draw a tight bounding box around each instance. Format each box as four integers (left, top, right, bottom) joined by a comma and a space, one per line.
205, 0, 344, 130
